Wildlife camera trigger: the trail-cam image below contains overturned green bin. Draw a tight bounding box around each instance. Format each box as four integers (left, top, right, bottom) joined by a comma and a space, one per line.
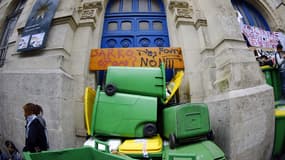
273, 106, 285, 156
23, 147, 136, 160
91, 86, 158, 138
105, 63, 166, 100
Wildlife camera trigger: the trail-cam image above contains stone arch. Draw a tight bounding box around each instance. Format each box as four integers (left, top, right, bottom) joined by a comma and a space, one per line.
245, 0, 280, 31
0, 0, 26, 66
0, 0, 27, 38
0, 0, 21, 34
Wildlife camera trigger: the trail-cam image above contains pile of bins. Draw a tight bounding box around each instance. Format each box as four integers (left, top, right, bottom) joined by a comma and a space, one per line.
261, 65, 285, 158
272, 103, 285, 159
261, 65, 281, 101
23, 64, 226, 160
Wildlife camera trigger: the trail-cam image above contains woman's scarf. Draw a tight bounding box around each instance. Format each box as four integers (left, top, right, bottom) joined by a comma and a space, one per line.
25, 114, 37, 138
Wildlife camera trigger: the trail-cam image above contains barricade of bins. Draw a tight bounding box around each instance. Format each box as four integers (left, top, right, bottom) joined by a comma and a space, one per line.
272, 104, 285, 159
23, 64, 226, 160
261, 65, 281, 101
261, 65, 285, 158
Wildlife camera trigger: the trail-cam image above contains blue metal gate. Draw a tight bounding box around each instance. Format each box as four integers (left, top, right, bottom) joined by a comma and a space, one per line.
100, 0, 173, 83
102, 0, 169, 48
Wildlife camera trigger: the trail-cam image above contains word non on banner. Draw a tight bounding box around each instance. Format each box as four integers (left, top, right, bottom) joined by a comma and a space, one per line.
17, 0, 59, 52
89, 47, 184, 71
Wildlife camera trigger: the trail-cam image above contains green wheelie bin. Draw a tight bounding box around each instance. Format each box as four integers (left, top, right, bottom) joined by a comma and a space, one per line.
261, 65, 281, 101
23, 146, 136, 160
272, 106, 285, 156
261, 65, 274, 86
162, 103, 212, 149
104, 63, 166, 100
162, 140, 226, 160
91, 86, 158, 138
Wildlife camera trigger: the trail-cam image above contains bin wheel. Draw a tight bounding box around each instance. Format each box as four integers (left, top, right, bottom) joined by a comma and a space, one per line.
143, 123, 157, 137
207, 130, 215, 141
169, 134, 176, 149
105, 84, 117, 96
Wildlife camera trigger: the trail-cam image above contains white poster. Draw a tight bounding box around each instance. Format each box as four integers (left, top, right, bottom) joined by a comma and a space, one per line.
242, 24, 279, 49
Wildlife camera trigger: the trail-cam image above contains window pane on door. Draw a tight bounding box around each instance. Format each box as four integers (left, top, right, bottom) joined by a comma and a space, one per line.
108, 22, 118, 31
122, 0, 132, 12
153, 21, 162, 30
139, 21, 149, 30
151, 0, 160, 12
139, 0, 148, 12
110, 0, 119, 12
122, 21, 132, 30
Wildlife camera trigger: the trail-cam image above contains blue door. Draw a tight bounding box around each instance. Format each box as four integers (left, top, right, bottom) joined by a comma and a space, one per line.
99, 0, 173, 84
231, 0, 270, 31
102, 0, 169, 48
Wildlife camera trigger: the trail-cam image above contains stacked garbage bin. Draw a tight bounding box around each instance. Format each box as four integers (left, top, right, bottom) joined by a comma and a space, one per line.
89, 63, 226, 159
261, 65, 281, 102
23, 64, 226, 160
89, 64, 166, 159
261, 65, 285, 158
272, 105, 285, 158
91, 64, 167, 138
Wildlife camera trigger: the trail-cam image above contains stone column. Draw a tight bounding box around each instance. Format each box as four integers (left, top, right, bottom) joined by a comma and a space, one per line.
197, 0, 275, 159
71, 0, 103, 145
167, 0, 204, 102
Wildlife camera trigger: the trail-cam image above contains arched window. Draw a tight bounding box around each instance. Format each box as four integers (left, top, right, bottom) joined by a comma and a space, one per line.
0, 0, 27, 67
231, 0, 270, 31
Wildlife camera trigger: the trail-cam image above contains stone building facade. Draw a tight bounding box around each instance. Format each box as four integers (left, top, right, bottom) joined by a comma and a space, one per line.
0, 0, 284, 159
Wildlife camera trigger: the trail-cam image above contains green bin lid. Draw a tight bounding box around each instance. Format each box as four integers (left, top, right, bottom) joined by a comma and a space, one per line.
260, 65, 273, 71
275, 107, 285, 117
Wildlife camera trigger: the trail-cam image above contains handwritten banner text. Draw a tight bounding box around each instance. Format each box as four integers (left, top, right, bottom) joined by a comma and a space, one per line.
89, 47, 184, 71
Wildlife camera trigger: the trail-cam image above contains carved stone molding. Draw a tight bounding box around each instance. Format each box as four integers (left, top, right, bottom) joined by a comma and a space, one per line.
168, 1, 194, 25
175, 7, 193, 19
168, 0, 207, 28
168, 0, 190, 10
194, 9, 207, 29
53, 16, 77, 31
78, 0, 103, 28
81, 9, 97, 19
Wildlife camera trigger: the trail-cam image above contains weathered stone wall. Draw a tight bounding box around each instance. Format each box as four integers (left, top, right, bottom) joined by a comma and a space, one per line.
0, 0, 284, 159
165, 0, 283, 159
0, 0, 87, 150
194, 0, 283, 159
0, 71, 75, 149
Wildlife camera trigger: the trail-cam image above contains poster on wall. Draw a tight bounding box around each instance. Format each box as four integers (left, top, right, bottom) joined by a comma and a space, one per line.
17, 0, 59, 52
89, 47, 184, 71
242, 24, 279, 49
241, 24, 285, 50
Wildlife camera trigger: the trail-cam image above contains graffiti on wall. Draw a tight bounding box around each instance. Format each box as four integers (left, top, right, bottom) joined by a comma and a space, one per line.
89, 47, 184, 70
242, 24, 285, 49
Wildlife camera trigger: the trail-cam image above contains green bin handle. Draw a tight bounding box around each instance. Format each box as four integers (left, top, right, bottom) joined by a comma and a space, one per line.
167, 153, 196, 160
159, 62, 166, 101
94, 139, 110, 153
91, 85, 101, 136
23, 152, 32, 160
